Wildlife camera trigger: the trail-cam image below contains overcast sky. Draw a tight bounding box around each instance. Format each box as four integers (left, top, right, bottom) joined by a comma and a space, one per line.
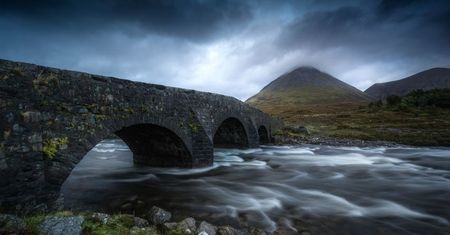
1, 0, 449, 100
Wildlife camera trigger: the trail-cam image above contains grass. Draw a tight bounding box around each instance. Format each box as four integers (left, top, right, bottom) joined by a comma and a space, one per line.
23, 211, 162, 235
280, 107, 450, 146
82, 214, 136, 235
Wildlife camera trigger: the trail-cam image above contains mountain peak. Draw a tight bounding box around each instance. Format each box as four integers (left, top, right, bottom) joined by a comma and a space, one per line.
246, 66, 372, 116
365, 67, 450, 99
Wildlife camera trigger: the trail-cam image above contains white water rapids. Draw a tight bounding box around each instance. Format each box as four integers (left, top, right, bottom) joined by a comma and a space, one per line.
62, 140, 450, 234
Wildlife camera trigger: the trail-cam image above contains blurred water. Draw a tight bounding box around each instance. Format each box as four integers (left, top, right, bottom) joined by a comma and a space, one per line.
62, 139, 450, 234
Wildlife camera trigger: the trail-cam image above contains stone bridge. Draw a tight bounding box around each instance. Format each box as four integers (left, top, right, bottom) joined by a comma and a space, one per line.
0, 59, 282, 214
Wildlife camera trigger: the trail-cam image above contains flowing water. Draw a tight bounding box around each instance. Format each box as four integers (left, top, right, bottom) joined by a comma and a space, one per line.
62, 139, 450, 234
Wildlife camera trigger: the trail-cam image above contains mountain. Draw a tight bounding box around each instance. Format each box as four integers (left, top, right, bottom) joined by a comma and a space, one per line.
365, 68, 450, 100
246, 67, 372, 117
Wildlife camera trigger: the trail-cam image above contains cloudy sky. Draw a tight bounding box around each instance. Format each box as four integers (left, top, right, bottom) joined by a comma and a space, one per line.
1, 0, 449, 100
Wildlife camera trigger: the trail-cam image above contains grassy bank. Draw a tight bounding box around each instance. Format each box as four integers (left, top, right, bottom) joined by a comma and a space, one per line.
279, 107, 450, 146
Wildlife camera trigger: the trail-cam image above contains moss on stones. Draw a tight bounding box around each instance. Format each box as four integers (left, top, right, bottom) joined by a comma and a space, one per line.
42, 137, 69, 159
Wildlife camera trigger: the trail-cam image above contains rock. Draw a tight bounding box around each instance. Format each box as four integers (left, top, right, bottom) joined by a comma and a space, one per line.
197, 221, 217, 235
22, 111, 42, 123
91, 212, 110, 224
163, 217, 197, 234
78, 108, 88, 114
290, 125, 310, 135
163, 222, 178, 230
130, 226, 158, 235
0, 214, 26, 234
12, 124, 24, 133
38, 216, 84, 235
217, 226, 246, 235
28, 133, 43, 144
146, 206, 171, 225
273, 228, 298, 235
120, 202, 134, 211
133, 216, 149, 228
178, 217, 197, 233
246, 227, 267, 235
16, 145, 30, 153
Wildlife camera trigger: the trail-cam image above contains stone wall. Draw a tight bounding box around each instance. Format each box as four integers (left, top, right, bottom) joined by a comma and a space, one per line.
0, 59, 283, 214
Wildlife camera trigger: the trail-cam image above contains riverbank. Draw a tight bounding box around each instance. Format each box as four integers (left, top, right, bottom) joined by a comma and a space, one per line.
0, 207, 306, 235
272, 107, 450, 147
273, 134, 402, 148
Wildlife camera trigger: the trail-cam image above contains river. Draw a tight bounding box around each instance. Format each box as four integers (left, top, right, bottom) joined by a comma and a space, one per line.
62, 139, 450, 234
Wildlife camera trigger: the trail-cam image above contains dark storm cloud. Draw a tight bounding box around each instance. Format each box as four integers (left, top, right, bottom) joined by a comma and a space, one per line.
0, 0, 449, 99
278, 0, 450, 55
0, 0, 253, 41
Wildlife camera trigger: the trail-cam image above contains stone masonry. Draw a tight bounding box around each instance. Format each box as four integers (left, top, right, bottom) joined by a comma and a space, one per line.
0, 59, 282, 214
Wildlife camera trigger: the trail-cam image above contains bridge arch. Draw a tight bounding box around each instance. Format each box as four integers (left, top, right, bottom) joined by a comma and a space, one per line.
258, 125, 270, 144
115, 124, 192, 167
213, 117, 249, 148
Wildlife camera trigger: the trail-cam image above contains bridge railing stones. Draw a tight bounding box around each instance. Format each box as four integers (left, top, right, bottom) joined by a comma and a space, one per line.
0, 59, 283, 214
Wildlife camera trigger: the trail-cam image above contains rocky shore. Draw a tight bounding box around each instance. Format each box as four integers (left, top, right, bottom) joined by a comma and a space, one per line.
274, 134, 401, 148
273, 126, 403, 148
0, 206, 306, 235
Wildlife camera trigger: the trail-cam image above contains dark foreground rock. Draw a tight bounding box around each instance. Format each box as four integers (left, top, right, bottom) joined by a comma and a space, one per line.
0, 209, 309, 235
146, 206, 172, 225
38, 216, 84, 235
0, 214, 26, 234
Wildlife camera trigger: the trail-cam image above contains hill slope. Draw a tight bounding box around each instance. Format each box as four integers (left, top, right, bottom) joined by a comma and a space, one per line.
365, 68, 450, 100
246, 67, 372, 117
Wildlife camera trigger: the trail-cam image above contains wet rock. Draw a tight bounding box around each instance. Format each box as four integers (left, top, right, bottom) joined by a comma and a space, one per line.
163, 217, 197, 234
133, 216, 149, 228
198, 221, 217, 235
145, 206, 171, 225
130, 226, 158, 235
91, 212, 110, 224
163, 222, 178, 230
273, 228, 299, 235
0, 214, 26, 234
246, 227, 267, 235
178, 217, 197, 233
217, 226, 246, 235
38, 216, 84, 235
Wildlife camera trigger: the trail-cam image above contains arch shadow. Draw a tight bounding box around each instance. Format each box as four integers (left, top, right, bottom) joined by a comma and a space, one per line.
115, 124, 193, 167
213, 117, 249, 148
258, 125, 270, 144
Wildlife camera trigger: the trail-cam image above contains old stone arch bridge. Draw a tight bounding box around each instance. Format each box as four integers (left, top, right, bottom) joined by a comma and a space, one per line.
0, 60, 282, 214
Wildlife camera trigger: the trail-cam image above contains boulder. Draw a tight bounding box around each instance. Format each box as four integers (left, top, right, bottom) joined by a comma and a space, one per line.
163, 217, 197, 234
90, 212, 110, 224
0, 214, 26, 234
217, 226, 247, 235
145, 206, 171, 225
133, 216, 149, 228
290, 125, 310, 135
38, 216, 84, 235
197, 221, 217, 235
129, 226, 158, 235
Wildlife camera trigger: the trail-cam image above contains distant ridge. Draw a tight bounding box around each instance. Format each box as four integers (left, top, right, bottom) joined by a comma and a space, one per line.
365, 68, 450, 100
246, 66, 372, 117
